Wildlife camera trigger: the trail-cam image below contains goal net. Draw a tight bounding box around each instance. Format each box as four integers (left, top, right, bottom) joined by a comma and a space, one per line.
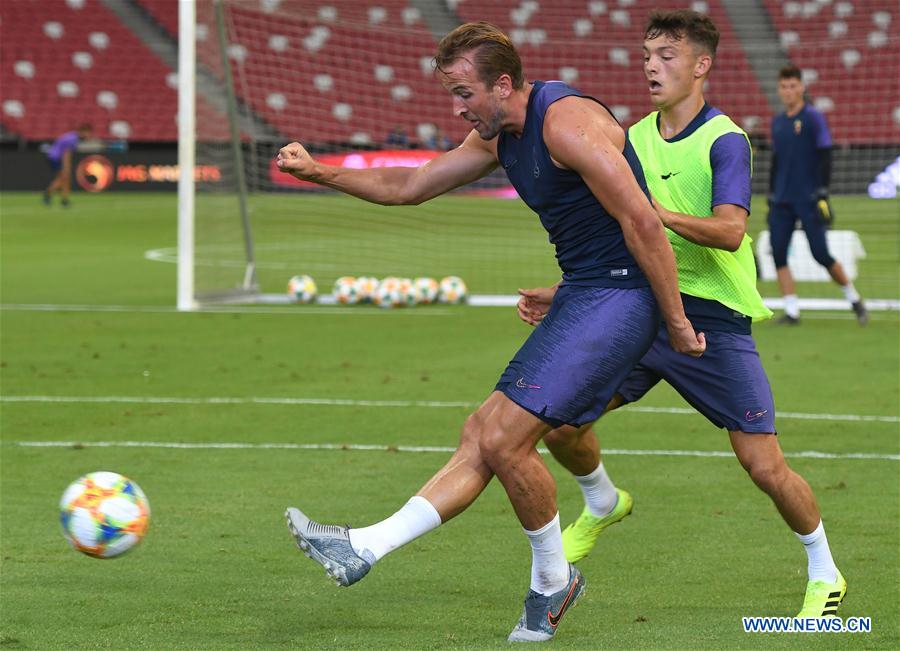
179, 0, 899, 308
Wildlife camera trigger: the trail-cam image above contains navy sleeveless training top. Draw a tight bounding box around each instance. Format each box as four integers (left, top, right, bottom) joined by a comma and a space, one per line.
497, 81, 649, 287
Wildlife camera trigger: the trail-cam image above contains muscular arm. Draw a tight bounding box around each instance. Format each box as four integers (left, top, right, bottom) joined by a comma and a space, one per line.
276, 130, 498, 205
653, 200, 747, 252
543, 98, 703, 355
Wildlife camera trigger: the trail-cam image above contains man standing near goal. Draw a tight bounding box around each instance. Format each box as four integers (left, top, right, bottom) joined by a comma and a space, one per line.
277, 21, 704, 642
517, 10, 847, 619
768, 65, 868, 325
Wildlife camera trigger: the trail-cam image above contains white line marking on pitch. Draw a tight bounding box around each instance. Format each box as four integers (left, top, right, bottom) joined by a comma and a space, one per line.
0, 304, 450, 316
1, 395, 897, 424
4, 300, 898, 315
10, 440, 898, 461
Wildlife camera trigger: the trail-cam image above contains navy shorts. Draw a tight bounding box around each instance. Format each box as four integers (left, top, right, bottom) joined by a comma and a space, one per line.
767, 201, 835, 269
48, 156, 62, 172
496, 284, 659, 428
617, 327, 776, 433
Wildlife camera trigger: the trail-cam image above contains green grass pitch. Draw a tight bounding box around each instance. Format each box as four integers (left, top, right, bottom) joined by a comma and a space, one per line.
1, 191, 898, 649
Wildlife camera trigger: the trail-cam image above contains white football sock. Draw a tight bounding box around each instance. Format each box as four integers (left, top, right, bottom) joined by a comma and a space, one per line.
795, 520, 838, 583
348, 496, 441, 563
784, 294, 800, 318
524, 513, 569, 596
574, 461, 618, 517
841, 283, 860, 303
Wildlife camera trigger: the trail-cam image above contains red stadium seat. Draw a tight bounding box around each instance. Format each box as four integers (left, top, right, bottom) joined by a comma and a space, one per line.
453, 0, 772, 137
0, 0, 228, 141
4, 0, 895, 145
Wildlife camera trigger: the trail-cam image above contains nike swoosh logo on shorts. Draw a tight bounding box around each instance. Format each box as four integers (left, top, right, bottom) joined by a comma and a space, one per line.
744, 409, 768, 422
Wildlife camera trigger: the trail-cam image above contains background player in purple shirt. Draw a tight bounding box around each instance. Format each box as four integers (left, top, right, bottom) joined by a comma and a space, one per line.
768, 66, 867, 325
43, 123, 92, 208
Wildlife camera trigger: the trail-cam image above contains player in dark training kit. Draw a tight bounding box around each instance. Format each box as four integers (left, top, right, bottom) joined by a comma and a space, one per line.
768, 65, 867, 325
276, 21, 703, 642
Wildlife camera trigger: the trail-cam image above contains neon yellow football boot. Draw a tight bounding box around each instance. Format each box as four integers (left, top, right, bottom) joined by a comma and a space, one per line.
561, 489, 633, 563
796, 571, 847, 618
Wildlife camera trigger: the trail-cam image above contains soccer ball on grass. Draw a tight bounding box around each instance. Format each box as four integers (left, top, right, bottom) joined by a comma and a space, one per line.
439, 276, 468, 304
332, 276, 360, 305
288, 275, 317, 303
354, 276, 379, 303
374, 277, 403, 308
414, 277, 440, 304
398, 278, 422, 307
59, 471, 150, 559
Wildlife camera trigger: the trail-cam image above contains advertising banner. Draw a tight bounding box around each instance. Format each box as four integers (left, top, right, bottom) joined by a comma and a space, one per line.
269, 149, 442, 189
0, 147, 223, 192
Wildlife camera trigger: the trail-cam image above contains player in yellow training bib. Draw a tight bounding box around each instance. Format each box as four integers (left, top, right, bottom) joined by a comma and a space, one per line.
517, 9, 846, 620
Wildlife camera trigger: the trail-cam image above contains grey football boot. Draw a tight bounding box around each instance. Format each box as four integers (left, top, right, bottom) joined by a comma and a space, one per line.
285, 507, 374, 587
508, 564, 585, 642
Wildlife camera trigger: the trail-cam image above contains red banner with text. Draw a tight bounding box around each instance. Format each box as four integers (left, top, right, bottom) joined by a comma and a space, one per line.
269, 149, 444, 188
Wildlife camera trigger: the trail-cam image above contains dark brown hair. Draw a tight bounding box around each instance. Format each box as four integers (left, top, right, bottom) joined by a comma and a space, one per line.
434, 22, 524, 89
778, 65, 803, 81
644, 9, 719, 58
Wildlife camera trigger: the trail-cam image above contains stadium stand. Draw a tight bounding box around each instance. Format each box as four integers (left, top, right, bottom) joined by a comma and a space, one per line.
1, 0, 176, 140
451, 0, 772, 136
761, 0, 899, 143
135, 0, 772, 144
0, 0, 227, 141
1, 0, 895, 147
131, 0, 777, 145
136, 0, 459, 145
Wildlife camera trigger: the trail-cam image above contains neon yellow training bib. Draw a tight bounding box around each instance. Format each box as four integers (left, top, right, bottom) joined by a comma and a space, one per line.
629, 112, 772, 321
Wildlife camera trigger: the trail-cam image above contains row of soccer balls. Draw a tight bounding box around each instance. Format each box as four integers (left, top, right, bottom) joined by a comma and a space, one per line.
288, 275, 468, 307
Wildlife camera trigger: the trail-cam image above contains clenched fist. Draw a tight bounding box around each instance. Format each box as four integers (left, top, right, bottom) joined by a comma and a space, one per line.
276, 142, 317, 180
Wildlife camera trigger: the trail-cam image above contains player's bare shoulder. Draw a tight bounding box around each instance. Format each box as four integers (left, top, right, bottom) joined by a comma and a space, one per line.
543, 96, 625, 167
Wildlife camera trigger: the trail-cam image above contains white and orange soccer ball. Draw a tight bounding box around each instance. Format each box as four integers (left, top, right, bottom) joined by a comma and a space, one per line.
354, 276, 379, 303
439, 276, 468, 304
414, 277, 440, 304
397, 277, 421, 307
288, 274, 317, 304
332, 276, 360, 305
59, 471, 150, 559
374, 277, 403, 308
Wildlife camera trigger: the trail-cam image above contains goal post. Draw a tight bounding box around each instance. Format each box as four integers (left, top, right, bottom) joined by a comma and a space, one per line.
176, 0, 195, 311
178, 0, 261, 310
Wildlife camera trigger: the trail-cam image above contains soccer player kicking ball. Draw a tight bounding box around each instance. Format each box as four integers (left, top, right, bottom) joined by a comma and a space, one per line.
517, 10, 846, 619
277, 22, 704, 642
